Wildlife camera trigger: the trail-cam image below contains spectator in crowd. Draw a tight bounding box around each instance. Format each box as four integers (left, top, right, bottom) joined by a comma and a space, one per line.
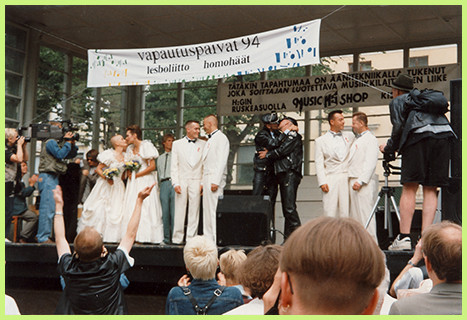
380, 74, 455, 251
217, 249, 250, 302
348, 112, 379, 240
12, 161, 39, 243
54, 183, 155, 314
59, 159, 82, 243
201, 115, 230, 243
166, 235, 243, 315
389, 221, 461, 315
37, 122, 78, 243
5, 128, 28, 241
171, 121, 205, 245
156, 133, 176, 245
315, 110, 354, 218
278, 217, 385, 314
79, 149, 99, 204
224, 245, 282, 315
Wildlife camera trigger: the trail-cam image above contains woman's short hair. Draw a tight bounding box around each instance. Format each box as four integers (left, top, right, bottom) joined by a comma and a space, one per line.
183, 236, 218, 280
126, 124, 142, 140
219, 249, 247, 282
280, 217, 385, 314
237, 245, 282, 299
73, 227, 103, 262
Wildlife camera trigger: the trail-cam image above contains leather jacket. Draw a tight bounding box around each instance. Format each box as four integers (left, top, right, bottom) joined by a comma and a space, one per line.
253, 127, 280, 172
384, 91, 452, 155
265, 130, 303, 176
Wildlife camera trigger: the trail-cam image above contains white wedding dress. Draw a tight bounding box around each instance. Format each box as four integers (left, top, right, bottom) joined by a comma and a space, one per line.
77, 149, 126, 243
121, 140, 164, 244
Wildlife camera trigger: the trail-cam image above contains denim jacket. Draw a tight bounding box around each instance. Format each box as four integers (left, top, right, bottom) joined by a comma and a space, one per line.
165, 278, 243, 315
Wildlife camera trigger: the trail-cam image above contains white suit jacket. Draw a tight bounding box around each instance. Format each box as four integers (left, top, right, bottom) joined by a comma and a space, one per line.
202, 130, 230, 186
348, 130, 379, 184
171, 137, 206, 186
315, 131, 354, 186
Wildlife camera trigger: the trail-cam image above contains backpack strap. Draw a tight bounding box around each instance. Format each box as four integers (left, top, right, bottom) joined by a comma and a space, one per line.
180, 286, 225, 315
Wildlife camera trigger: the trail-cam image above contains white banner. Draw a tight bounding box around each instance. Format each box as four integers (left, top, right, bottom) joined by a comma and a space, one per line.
87, 19, 321, 88
217, 64, 460, 115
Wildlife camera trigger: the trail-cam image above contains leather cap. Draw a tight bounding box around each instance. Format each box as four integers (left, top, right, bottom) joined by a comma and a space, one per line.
261, 112, 279, 124
390, 74, 413, 91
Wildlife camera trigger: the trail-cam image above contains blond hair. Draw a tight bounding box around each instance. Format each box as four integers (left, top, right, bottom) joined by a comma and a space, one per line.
219, 249, 246, 282
183, 236, 218, 280
5, 128, 18, 140
280, 217, 385, 314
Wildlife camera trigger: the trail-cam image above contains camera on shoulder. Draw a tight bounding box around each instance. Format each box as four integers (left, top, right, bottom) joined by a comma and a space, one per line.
18, 120, 80, 142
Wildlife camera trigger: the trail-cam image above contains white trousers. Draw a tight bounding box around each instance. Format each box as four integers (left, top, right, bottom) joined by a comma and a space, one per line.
172, 179, 201, 244
322, 172, 349, 218
349, 177, 378, 241
202, 174, 224, 244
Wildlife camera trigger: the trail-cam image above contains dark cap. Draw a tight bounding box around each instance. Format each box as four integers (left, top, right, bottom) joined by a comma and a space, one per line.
281, 116, 298, 126
390, 74, 413, 91
261, 112, 280, 124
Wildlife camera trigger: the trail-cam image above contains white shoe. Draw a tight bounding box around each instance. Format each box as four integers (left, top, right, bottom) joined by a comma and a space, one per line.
388, 234, 412, 251
5, 238, 11, 243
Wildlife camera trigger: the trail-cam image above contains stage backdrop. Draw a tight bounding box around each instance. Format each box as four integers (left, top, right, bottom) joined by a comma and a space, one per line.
217, 63, 460, 115
87, 19, 321, 88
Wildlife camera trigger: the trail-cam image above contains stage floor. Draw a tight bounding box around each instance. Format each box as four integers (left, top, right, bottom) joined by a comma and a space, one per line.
5, 241, 412, 294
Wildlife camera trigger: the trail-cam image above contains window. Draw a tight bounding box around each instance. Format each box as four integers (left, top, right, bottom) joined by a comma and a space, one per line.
5, 24, 27, 127
409, 56, 428, 67
348, 61, 372, 72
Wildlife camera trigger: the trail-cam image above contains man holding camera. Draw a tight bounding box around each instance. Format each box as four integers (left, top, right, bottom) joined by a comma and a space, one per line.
36, 124, 78, 243
380, 74, 455, 251
5, 128, 28, 240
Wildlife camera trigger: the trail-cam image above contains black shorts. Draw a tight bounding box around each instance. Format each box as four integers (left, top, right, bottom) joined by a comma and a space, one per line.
401, 137, 450, 187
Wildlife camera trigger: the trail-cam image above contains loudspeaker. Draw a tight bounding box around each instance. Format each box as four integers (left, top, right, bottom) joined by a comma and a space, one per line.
449, 79, 462, 178
216, 195, 271, 246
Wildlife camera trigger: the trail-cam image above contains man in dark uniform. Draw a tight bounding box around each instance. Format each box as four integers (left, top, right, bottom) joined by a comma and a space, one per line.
259, 117, 302, 239
252, 112, 280, 210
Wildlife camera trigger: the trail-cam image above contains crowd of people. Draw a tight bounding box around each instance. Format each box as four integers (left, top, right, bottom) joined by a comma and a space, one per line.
5, 74, 460, 315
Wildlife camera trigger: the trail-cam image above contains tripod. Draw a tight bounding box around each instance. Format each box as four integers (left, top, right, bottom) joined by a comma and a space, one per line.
365, 161, 401, 238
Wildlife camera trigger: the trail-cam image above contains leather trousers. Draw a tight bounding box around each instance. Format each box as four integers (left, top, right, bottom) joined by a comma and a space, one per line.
277, 170, 302, 239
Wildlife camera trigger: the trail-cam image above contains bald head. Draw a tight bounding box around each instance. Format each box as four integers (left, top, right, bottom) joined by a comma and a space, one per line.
203, 114, 219, 134
73, 227, 104, 262
421, 221, 462, 282
110, 134, 126, 149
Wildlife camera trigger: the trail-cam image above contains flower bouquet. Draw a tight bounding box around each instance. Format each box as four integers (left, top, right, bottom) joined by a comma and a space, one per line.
124, 160, 141, 172
103, 167, 120, 180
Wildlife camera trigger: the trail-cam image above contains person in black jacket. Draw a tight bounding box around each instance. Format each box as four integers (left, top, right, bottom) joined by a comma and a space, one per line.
380, 74, 455, 251
259, 117, 302, 239
252, 112, 280, 209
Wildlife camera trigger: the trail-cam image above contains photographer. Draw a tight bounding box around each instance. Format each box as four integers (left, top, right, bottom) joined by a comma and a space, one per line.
380, 74, 455, 251
36, 122, 78, 243
5, 128, 28, 240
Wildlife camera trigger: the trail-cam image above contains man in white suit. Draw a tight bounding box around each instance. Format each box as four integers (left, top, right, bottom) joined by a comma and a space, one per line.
201, 114, 230, 243
348, 112, 379, 240
315, 110, 354, 218
171, 120, 206, 245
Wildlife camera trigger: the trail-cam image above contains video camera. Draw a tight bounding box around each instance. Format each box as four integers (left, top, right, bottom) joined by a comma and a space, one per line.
18, 120, 79, 142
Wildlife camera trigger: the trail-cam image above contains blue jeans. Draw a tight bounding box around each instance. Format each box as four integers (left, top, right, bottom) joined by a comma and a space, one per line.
37, 173, 59, 242
160, 180, 175, 243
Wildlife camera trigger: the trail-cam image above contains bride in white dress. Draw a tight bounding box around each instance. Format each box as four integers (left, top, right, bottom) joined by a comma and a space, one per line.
121, 125, 163, 244
77, 135, 127, 243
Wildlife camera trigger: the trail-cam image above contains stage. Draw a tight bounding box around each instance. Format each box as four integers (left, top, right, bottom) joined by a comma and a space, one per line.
5, 242, 413, 293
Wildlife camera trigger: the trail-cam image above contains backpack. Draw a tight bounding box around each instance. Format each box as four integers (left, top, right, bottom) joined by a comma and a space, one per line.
406, 88, 449, 115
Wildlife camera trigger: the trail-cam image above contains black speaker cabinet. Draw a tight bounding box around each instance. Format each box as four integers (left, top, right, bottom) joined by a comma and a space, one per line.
216, 195, 272, 246
441, 177, 462, 225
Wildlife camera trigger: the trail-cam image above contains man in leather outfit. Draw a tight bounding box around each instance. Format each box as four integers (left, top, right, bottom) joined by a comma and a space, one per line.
259, 117, 302, 239
252, 112, 280, 210
380, 74, 455, 251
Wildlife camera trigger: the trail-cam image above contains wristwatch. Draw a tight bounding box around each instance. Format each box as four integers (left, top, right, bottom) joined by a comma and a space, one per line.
407, 260, 416, 267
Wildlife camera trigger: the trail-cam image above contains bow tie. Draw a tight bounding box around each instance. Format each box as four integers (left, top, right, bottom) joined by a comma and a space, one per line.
331, 132, 342, 137
188, 139, 196, 143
